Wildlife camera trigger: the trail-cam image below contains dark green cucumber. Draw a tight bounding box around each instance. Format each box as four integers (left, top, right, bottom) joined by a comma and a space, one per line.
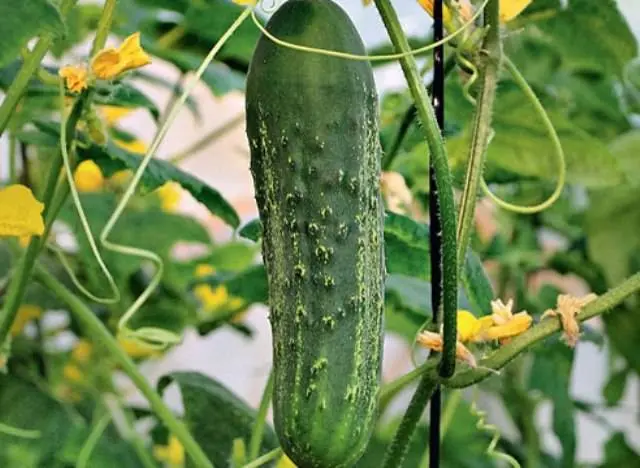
245, 1, 385, 466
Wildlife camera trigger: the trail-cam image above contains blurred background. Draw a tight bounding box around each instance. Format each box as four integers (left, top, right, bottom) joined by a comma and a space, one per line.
1, 0, 639, 465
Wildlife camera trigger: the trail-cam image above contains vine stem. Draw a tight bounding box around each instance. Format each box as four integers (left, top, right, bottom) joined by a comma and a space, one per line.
456, 0, 502, 272
0, 0, 118, 347
381, 375, 439, 468
374, 0, 458, 464
33, 265, 214, 468
248, 369, 274, 460
242, 448, 282, 468
0, 0, 78, 136
375, 0, 457, 377
378, 271, 640, 397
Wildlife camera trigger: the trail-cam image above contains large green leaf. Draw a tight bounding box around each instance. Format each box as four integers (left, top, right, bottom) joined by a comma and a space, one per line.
0, 375, 141, 468
57, 193, 213, 289
586, 186, 640, 284
603, 307, 640, 376
77, 140, 240, 228
0, 0, 64, 67
534, 0, 637, 77
144, 42, 245, 96
183, 0, 260, 64
529, 342, 576, 468
608, 131, 640, 187
447, 87, 625, 188
600, 433, 640, 468
158, 372, 278, 468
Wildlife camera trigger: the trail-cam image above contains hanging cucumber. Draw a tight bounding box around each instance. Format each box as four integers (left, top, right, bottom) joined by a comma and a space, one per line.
245, 0, 385, 466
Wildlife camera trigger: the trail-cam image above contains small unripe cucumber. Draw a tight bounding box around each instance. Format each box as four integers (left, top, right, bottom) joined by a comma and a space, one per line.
245, 0, 385, 466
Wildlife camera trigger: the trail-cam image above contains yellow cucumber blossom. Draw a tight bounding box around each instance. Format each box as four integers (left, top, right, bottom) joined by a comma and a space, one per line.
73, 160, 105, 192
474, 299, 533, 343
91, 32, 151, 80
10, 304, 42, 336
156, 182, 182, 212
59, 65, 89, 93
417, 328, 478, 368
0, 185, 45, 238
154, 435, 185, 467
542, 293, 597, 347
418, 0, 532, 27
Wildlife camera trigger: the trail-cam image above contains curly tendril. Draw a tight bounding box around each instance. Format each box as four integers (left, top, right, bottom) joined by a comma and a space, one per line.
479, 56, 566, 214
250, 0, 490, 61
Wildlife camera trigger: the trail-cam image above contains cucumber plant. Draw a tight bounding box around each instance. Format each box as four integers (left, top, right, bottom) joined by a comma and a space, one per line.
0, 1, 638, 468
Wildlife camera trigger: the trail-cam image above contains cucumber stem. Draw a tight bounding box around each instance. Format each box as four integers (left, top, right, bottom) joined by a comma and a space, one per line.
455, 0, 502, 273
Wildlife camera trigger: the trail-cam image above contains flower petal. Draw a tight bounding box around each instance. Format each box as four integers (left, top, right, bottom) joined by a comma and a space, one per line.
499, 0, 533, 23
0, 185, 45, 237
542, 294, 597, 347
59, 65, 88, 94
91, 48, 122, 80
74, 160, 104, 192
481, 312, 532, 341
117, 32, 152, 72
457, 309, 481, 342
416, 330, 443, 352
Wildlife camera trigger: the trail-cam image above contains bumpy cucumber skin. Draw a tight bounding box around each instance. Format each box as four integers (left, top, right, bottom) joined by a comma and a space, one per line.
245, 1, 385, 466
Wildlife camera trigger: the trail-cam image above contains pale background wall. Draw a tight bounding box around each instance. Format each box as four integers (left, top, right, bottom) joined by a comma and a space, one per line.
1, 0, 639, 464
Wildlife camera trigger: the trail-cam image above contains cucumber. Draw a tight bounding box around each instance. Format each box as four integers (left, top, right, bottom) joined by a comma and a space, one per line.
245, 0, 385, 466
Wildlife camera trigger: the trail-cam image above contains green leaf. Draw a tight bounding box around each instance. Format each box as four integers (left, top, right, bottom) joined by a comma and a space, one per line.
0, 0, 64, 67
238, 219, 261, 243
57, 193, 212, 286
608, 131, 640, 187
600, 433, 640, 468
92, 80, 161, 121
586, 186, 640, 284
534, 0, 637, 77
78, 140, 240, 228
602, 367, 629, 407
529, 342, 576, 468
158, 372, 278, 468
384, 211, 429, 280
144, 42, 245, 96
447, 87, 625, 188
0, 375, 142, 468
183, 0, 260, 64
603, 307, 640, 376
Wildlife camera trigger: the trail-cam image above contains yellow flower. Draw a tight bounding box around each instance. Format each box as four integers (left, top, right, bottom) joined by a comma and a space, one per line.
277, 454, 297, 468
63, 364, 83, 382
474, 299, 532, 343
116, 138, 147, 154
73, 160, 105, 192
156, 182, 182, 212
500, 0, 532, 22
91, 32, 151, 80
417, 330, 477, 368
100, 105, 134, 125
10, 304, 42, 336
154, 435, 185, 467
118, 336, 161, 359
542, 294, 597, 347
71, 339, 92, 363
194, 284, 229, 311
194, 264, 216, 278
59, 65, 89, 93
418, 0, 532, 25
0, 185, 45, 237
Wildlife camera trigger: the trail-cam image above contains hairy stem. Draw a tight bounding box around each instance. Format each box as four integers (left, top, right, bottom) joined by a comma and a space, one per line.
248, 369, 274, 460
448, 271, 640, 387
456, 0, 502, 272
381, 374, 440, 468
375, 0, 457, 377
89, 0, 118, 56
0, 0, 78, 135
34, 265, 214, 468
